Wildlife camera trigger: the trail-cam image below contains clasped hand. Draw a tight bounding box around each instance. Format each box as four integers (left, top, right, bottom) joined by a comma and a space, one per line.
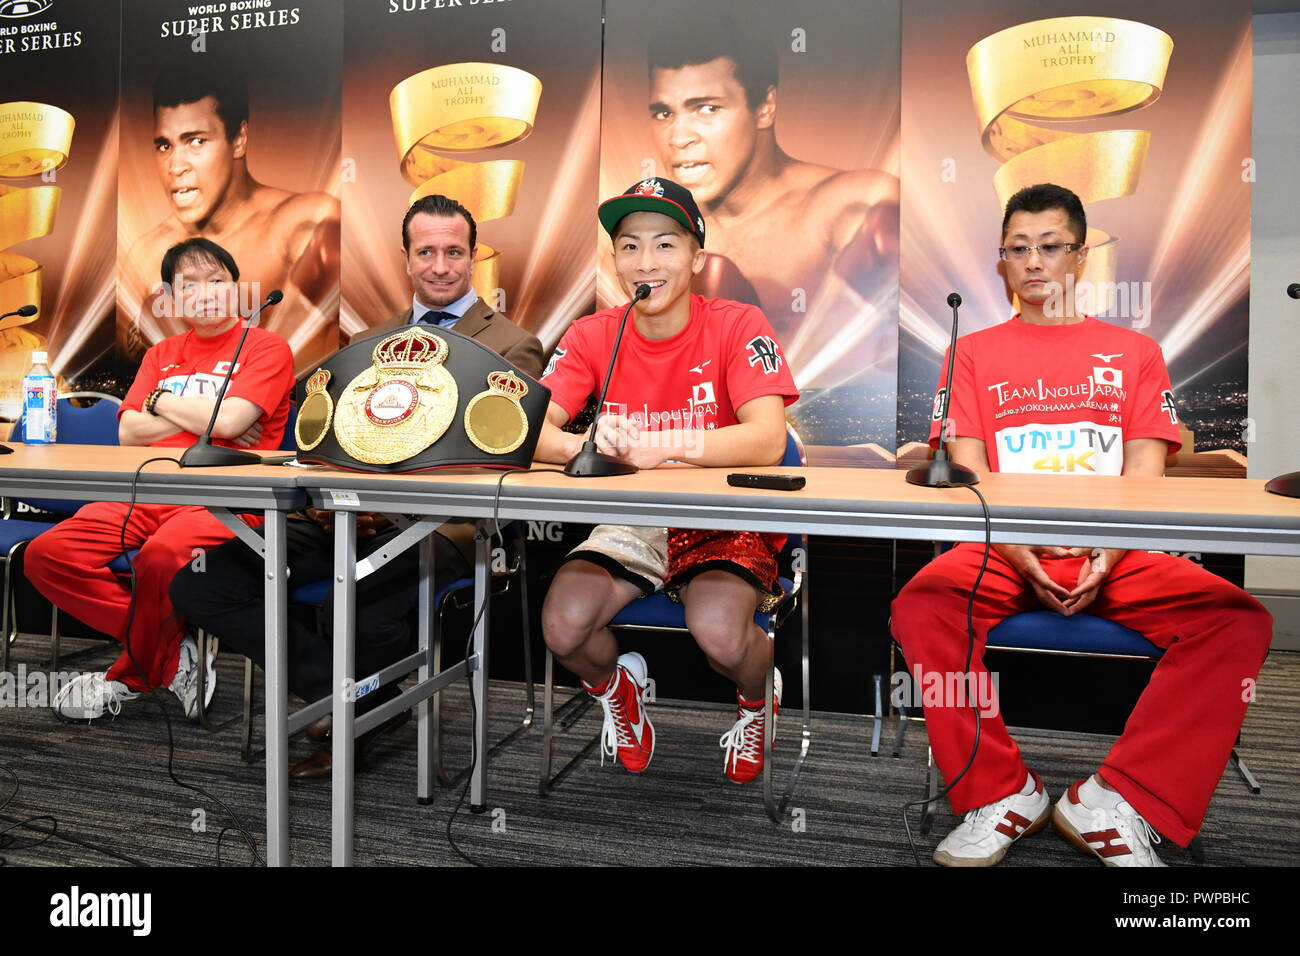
995, 544, 1126, 616
304, 507, 390, 538
593, 414, 669, 470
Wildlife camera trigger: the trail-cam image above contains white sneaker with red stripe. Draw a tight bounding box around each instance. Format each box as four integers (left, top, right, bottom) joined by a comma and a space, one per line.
720, 669, 782, 785
1053, 780, 1167, 867
932, 770, 1050, 867
585, 652, 654, 773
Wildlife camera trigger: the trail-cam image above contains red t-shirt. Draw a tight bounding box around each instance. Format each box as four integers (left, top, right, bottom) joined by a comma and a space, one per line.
543, 294, 799, 431
927, 315, 1180, 475
120, 323, 295, 449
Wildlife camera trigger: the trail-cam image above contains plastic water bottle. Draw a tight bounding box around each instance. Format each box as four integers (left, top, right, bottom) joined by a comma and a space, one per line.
23, 350, 57, 444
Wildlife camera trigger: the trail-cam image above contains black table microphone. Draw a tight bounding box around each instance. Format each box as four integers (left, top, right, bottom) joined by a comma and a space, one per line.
564, 283, 652, 478
907, 292, 979, 487
1266, 282, 1300, 496
179, 290, 283, 468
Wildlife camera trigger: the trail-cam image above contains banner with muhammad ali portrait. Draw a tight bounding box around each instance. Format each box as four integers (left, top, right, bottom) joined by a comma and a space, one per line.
116, 0, 343, 378
0, 0, 119, 419
898, 0, 1252, 477
600, 0, 902, 466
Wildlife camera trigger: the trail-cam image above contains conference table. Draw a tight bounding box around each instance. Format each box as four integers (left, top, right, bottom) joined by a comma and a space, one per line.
301, 463, 1300, 865
0, 444, 306, 866
4, 445, 1299, 866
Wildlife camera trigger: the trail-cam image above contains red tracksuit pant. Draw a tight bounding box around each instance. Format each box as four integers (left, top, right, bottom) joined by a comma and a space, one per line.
25, 502, 262, 692
890, 545, 1273, 846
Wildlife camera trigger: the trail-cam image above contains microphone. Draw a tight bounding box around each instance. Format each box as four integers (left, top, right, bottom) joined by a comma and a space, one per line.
1266, 284, 1300, 497
907, 291, 979, 487
1, 304, 38, 321
564, 283, 651, 477
179, 290, 283, 468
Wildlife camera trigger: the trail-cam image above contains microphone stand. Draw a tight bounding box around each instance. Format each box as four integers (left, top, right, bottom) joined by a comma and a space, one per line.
1265, 283, 1300, 497
907, 292, 979, 487
179, 290, 283, 468
564, 284, 651, 477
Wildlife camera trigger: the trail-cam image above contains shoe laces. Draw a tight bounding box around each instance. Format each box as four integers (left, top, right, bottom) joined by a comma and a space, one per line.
66, 675, 123, 720
595, 677, 635, 767
101, 679, 124, 718
958, 790, 1023, 836
719, 705, 765, 771
1113, 802, 1162, 860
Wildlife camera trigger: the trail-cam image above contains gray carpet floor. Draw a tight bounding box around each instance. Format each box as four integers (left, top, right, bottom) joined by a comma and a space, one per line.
1, 638, 1296, 867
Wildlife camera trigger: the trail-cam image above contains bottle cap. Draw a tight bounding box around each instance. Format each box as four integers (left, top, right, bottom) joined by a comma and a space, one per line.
31, 351, 48, 364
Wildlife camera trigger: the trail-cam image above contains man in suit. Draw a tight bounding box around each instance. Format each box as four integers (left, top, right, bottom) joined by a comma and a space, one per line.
170, 195, 543, 779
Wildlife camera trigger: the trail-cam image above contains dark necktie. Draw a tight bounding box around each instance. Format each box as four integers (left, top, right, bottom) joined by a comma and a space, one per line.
418, 310, 456, 326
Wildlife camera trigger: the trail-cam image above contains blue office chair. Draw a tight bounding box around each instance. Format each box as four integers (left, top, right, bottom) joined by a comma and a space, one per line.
922, 615, 1255, 855
233, 497, 536, 778
236, 545, 536, 771
539, 424, 811, 822
891, 548, 1255, 864
2, 393, 123, 672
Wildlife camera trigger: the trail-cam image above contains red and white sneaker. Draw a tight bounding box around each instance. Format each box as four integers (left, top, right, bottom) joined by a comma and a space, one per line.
720, 669, 782, 784
1053, 780, 1167, 867
932, 771, 1050, 867
585, 652, 654, 773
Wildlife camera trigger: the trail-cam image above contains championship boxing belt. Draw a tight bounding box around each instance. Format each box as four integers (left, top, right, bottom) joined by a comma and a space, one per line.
293, 322, 550, 473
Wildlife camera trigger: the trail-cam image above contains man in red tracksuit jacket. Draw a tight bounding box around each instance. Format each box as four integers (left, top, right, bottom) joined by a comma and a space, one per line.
28, 237, 294, 723
891, 183, 1272, 867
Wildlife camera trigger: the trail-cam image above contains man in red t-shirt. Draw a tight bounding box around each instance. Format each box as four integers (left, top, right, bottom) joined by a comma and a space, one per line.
536, 178, 799, 784
28, 237, 294, 722
891, 184, 1272, 867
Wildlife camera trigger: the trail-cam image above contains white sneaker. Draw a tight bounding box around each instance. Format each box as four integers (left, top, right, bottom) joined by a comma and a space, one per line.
933, 770, 1051, 867
168, 634, 217, 721
1053, 779, 1167, 867
53, 672, 139, 721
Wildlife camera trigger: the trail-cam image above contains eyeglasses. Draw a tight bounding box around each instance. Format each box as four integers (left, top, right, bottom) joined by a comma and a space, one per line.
999, 242, 1082, 262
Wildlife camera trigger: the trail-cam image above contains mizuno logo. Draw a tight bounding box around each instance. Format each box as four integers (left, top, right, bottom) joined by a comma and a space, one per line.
689, 360, 712, 375
1091, 353, 1123, 363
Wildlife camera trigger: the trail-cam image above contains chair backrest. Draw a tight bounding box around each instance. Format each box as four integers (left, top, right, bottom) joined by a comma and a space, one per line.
775, 422, 807, 566
279, 402, 299, 452
8, 393, 123, 516
9, 392, 123, 447
781, 422, 806, 468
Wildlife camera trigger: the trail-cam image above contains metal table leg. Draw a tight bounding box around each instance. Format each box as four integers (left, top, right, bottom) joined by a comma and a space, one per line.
470, 524, 490, 813
262, 510, 289, 867
331, 511, 357, 866
416, 533, 436, 803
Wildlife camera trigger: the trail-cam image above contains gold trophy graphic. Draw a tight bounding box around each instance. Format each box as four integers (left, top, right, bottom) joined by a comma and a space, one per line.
968, 17, 1173, 310
0, 100, 74, 414
389, 62, 542, 302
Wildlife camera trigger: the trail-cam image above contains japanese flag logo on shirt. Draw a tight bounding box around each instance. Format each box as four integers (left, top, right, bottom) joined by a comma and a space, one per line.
1093, 366, 1123, 389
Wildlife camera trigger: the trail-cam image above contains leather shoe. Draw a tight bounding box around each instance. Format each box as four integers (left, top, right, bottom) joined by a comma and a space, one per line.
302, 683, 401, 743
290, 707, 411, 782
306, 715, 331, 742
